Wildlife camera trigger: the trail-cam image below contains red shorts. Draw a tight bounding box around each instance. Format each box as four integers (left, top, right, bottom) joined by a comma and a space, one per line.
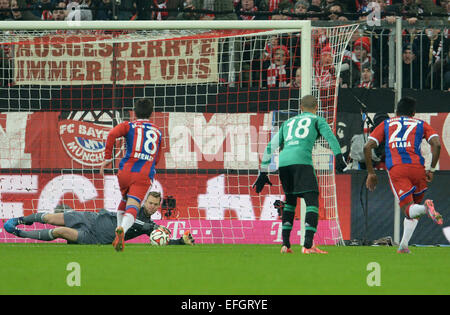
387, 164, 428, 207
117, 169, 152, 205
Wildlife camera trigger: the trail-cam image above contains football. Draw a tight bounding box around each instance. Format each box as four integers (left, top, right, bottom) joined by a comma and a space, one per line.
149, 228, 169, 246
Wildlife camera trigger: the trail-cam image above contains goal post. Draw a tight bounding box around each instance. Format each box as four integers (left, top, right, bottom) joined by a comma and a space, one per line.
0, 20, 358, 246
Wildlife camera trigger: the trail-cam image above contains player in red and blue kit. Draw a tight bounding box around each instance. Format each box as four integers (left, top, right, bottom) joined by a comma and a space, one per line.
100, 98, 163, 252
364, 97, 442, 254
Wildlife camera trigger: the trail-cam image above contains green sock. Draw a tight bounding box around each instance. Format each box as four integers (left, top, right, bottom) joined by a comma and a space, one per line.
282, 204, 295, 248
304, 206, 318, 249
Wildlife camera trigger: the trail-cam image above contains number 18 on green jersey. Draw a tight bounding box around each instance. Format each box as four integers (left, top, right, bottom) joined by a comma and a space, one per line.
260, 112, 342, 171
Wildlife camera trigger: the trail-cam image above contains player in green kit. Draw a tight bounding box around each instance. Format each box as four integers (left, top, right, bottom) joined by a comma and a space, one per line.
253, 95, 346, 254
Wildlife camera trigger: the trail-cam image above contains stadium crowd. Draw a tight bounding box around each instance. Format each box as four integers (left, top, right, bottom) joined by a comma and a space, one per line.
0, 0, 449, 90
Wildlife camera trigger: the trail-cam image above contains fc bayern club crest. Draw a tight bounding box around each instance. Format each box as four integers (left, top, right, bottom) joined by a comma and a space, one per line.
58, 111, 123, 167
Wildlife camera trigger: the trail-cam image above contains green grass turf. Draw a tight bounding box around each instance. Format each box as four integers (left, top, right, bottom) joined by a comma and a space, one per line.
0, 243, 449, 295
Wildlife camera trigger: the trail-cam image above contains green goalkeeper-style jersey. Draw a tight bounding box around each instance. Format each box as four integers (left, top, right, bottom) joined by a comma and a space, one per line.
260, 112, 342, 170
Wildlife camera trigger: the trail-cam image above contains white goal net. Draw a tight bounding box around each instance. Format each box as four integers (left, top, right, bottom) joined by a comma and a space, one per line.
0, 21, 358, 245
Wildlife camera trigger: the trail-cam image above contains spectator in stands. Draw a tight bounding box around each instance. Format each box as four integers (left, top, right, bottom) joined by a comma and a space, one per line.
52, 1, 67, 20
8, 0, 40, 20
420, 0, 448, 21
401, 27, 448, 89
177, 0, 237, 20
385, 0, 425, 24
314, 44, 336, 89
358, 63, 375, 88
426, 28, 449, 66
366, 0, 397, 23
353, 36, 372, 68
287, 66, 301, 88
259, 0, 294, 16
32, 0, 56, 20
262, 44, 291, 88
341, 36, 373, 87
8, 0, 21, 20
292, 0, 308, 19
306, 4, 322, 20
153, 0, 169, 20
427, 45, 450, 90
402, 43, 423, 89
263, 35, 280, 61
423, 28, 450, 88
268, 0, 294, 19
0, 0, 11, 20
355, 0, 371, 14
322, 0, 339, 9
237, 0, 263, 20
152, 0, 185, 20
315, 44, 337, 122
321, 0, 351, 13
326, 3, 343, 20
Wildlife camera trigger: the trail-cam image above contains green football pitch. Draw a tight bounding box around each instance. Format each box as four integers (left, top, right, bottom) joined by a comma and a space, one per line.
0, 243, 449, 295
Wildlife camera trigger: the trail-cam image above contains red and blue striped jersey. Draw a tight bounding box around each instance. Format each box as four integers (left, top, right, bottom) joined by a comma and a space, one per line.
368, 116, 438, 170
104, 119, 162, 179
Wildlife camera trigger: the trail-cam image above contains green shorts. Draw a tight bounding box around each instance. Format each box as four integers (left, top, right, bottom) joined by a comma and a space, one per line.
278, 164, 318, 195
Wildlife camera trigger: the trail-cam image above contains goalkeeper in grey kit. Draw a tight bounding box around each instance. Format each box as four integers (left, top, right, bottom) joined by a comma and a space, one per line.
4, 191, 195, 246
253, 95, 346, 254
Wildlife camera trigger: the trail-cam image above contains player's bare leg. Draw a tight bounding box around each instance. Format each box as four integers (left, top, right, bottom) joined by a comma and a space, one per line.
18, 212, 65, 226
51, 227, 78, 243
41, 213, 65, 226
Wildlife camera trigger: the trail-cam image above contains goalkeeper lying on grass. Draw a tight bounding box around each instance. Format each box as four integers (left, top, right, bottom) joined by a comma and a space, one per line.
4, 191, 194, 246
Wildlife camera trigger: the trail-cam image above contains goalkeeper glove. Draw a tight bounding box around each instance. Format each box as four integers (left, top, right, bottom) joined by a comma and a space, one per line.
252, 171, 272, 193
335, 153, 347, 173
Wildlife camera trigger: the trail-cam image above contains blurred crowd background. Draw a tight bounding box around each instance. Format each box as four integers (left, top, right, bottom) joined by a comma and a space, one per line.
0, 0, 449, 90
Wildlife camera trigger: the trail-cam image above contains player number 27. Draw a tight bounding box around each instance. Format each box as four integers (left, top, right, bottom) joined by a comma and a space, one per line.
388, 121, 417, 143
135, 128, 159, 155
285, 117, 312, 141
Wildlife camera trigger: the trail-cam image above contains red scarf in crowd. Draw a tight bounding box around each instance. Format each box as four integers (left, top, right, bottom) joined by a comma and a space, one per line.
41, 10, 52, 20
358, 81, 373, 89
269, 0, 281, 11
268, 0, 281, 19
314, 61, 335, 89
153, 0, 168, 20
267, 63, 288, 88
